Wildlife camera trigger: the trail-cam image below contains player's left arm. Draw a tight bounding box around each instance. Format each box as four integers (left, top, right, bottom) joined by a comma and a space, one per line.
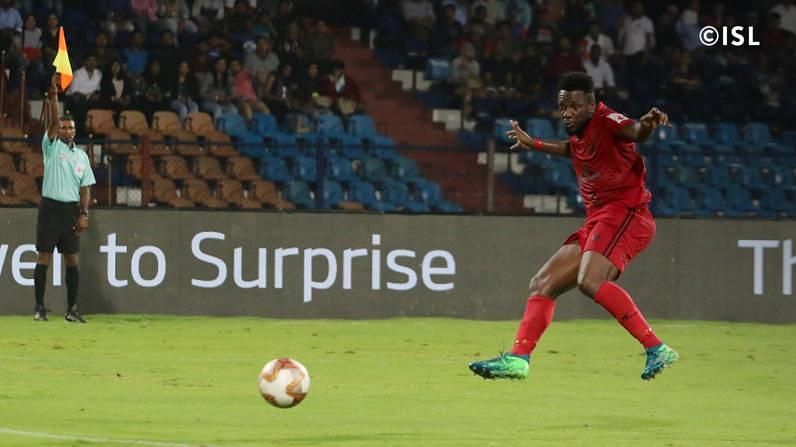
617, 107, 669, 143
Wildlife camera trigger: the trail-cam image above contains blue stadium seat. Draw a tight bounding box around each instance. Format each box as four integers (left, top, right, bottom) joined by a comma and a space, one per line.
681, 122, 715, 149
259, 156, 292, 183
724, 185, 756, 215
348, 180, 396, 211
359, 157, 390, 183
759, 188, 793, 215
425, 58, 451, 81
650, 123, 685, 148
660, 186, 695, 214
366, 135, 399, 160
390, 156, 422, 181
693, 186, 726, 216
325, 156, 359, 183
494, 118, 512, 144
348, 114, 378, 139
711, 122, 743, 148
434, 201, 464, 213
744, 122, 789, 155
315, 112, 346, 137
284, 180, 314, 208
292, 155, 317, 182
707, 165, 732, 188
526, 118, 556, 140
320, 179, 345, 209
250, 113, 297, 158
412, 179, 443, 206
216, 112, 263, 157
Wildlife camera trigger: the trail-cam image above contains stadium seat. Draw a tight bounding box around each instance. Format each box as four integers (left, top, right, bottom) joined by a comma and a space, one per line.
151, 176, 194, 208
217, 179, 262, 209
347, 114, 379, 139
0, 126, 31, 154
693, 186, 726, 216
194, 155, 227, 180
412, 179, 443, 206
493, 118, 512, 144
390, 156, 422, 182
526, 118, 556, 140
86, 109, 134, 155
3, 173, 40, 204
358, 157, 390, 183
215, 112, 262, 158
249, 179, 295, 210
434, 200, 464, 213
226, 156, 261, 181
125, 154, 156, 181
259, 156, 292, 183
681, 122, 715, 149
315, 112, 346, 137
348, 180, 396, 211
185, 112, 237, 158
759, 188, 794, 215
284, 180, 314, 208
325, 155, 359, 183
160, 155, 194, 180
152, 111, 200, 154
19, 152, 44, 178
365, 135, 398, 161
182, 179, 228, 208
0, 152, 17, 178
425, 57, 451, 81
724, 185, 756, 215
292, 155, 317, 182
319, 179, 345, 209
119, 110, 169, 155
650, 123, 684, 148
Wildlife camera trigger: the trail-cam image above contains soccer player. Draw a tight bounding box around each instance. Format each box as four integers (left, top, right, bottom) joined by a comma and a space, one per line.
468, 72, 678, 381
33, 74, 96, 323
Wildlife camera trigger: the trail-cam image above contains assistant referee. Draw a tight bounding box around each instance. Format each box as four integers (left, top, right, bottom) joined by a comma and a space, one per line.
34, 74, 96, 323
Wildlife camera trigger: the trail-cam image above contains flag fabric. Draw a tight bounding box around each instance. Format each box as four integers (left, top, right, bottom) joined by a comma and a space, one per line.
52, 27, 72, 91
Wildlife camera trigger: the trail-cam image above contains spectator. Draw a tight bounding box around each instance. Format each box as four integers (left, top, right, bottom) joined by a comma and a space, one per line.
158, 0, 198, 41
762, 12, 789, 57
152, 30, 180, 71
580, 22, 615, 62
245, 35, 280, 77
320, 59, 362, 116
305, 19, 334, 70
675, 0, 701, 51
595, 0, 624, 39
167, 60, 200, 120
583, 45, 616, 93
135, 60, 169, 120
101, 0, 136, 40
93, 31, 120, 71
0, 0, 23, 35
771, 0, 796, 36
252, 12, 277, 38
619, 1, 655, 58
40, 13, 58, 65
131, 0, 159, 34
65, 55, 103, 133
544, 37, 583, 82
443, 0, 468, 26
21, 14, 40, 62
294, 61, 322, 113
276, 21, 305, 69
271, 0, 297, 37
449, 42, 480, 117
655, 5, 681, 53
470, 0, 505, 26
199, 56, 238, 120
505, 0, 532, 34
432, 3, 463, 58
100, 60, 131, 114
261, 62, 296, 123
401, 0, 435, 45
192, 0, 225, 34
122, 30, 149, 76
225, 0, 254, 45
230, 58, 269, 120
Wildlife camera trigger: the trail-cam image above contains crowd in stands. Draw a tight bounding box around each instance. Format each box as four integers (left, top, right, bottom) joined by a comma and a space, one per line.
0, 0, 366, 135
376, 0, 796, 134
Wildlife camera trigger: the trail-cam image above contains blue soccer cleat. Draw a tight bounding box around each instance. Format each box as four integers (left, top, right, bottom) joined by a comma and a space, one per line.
641, 344, 679, 380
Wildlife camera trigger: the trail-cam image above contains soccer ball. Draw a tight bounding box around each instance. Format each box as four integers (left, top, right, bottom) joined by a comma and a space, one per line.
258, 358, 310, 408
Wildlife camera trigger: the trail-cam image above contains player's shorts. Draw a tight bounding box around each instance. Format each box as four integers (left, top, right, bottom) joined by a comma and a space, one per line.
36, 197, 81, 255
563, 203, 655, 273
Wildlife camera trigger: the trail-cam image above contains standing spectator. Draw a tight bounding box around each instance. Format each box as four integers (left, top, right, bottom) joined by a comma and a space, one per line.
675, 0, 701, 52
0, 0, 23, 35
92, 31, 120, 71
66, 55, 103, 133
199, 56, 238, 120
245, 35, 280, 77
771, 0, 796, 36
305, 19, 334, 70
167, 60, 200, 120
618, 1, 654, 91
21, 14, 41, 62
580, 22, 615, 62
449, 42, 480, 117
158, 0, 198, 40
40, 13, 59, 65
583, 45, 616, 96
34, 74, 96, 324
655, 5, 681, 53
100, 60, 132, 114
432, 3, 463, 58
401, 0, 435, 46
122, 30, 150, 76
230, 58, 269, 120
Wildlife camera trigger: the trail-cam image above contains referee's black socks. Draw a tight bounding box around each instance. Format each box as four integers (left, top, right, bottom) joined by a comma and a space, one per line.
66, 266, 79, 309
34, 264, 47, 307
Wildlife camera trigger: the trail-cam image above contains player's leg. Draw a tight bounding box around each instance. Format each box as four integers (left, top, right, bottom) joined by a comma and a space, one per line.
62, 230, 86, 323
578, 208, 677, 379
468, 243, 581, 380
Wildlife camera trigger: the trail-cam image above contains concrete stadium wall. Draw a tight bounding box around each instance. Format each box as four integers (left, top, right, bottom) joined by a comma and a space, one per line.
1, 209, 795, 322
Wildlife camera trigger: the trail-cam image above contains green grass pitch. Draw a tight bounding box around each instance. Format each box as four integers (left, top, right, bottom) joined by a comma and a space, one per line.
0, 316, 794, 446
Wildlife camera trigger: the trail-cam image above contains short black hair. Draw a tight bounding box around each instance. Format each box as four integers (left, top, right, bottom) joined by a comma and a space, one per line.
558, 72, 594, 94
59, 115, 74, 122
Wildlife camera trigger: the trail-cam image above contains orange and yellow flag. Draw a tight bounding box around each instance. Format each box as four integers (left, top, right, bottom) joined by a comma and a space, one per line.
52, 27, 72, 90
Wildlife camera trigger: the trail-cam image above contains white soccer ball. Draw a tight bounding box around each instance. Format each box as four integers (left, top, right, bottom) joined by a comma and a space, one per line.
258, 358, 310, 408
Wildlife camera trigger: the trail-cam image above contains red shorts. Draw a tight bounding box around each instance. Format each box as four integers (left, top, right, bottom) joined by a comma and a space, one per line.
563, 203, 656, 273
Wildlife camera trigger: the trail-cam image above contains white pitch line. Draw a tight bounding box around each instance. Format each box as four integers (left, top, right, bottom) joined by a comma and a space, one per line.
0, 427, 216, 447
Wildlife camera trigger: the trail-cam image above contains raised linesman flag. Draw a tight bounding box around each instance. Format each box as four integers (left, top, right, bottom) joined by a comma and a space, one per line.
52, 27, 73, 90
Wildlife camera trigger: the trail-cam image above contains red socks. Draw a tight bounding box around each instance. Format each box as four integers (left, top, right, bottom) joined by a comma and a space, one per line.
594, 281, 661, 349
511, 295, 556, 356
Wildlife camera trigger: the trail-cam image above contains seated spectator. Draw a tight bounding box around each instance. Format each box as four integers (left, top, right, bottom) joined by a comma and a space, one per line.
66, 55, 103, 133
449, 42, 481, 117
305, 19, 334, 71
152, 30, 181, 70
230, 58, 269, 120
123, 30, 149, 76
100, 60, 132, 114
294, 61, 322, 114
432, 3, 463, 58
252, 12, 277, 38
320, 59, 362, 116
260, 62, 296, 123
401, 0, 435, 46
167, 60, 200, 120
470, 0, 505, 26
225, 0, 255, 46
0, 0, 22, 35
245, 35, 280, 77
158, 0, 198, 41
199, 56, 238, 120
131, 0, 159, 34
93, 31, 120, 71
21, 14, 40, 62
136, 60, 169, 120
271, 0, 298, 36
192, 0, 225, 34
40, 13, 58, 65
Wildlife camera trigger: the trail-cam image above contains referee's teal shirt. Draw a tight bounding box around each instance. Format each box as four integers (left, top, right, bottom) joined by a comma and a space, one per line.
41, 135, 96, 202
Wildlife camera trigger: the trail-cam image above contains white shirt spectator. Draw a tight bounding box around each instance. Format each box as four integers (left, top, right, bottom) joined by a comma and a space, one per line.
619, 15, 655, 55
583, 58, 615, 88
401, 0, 435, 23
581, 33, 615, 60
443, 0, 468, 26
470, 0, 505, 25
771, 2, 796, 35
67, 67, 102, 96
0, 5, 23, 33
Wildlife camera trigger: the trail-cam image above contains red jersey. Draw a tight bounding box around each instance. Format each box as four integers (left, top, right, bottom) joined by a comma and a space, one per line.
567, 102, 652, 214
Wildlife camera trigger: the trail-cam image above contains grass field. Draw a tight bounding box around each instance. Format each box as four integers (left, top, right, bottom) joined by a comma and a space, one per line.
0, 316, 794, 447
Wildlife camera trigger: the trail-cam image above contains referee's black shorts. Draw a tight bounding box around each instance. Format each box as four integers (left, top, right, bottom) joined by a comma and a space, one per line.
36, 197, 81, 255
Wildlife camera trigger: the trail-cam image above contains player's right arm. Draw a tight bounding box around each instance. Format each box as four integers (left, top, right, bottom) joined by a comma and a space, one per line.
506, 120, 570, 158
46, 74, 61, 141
